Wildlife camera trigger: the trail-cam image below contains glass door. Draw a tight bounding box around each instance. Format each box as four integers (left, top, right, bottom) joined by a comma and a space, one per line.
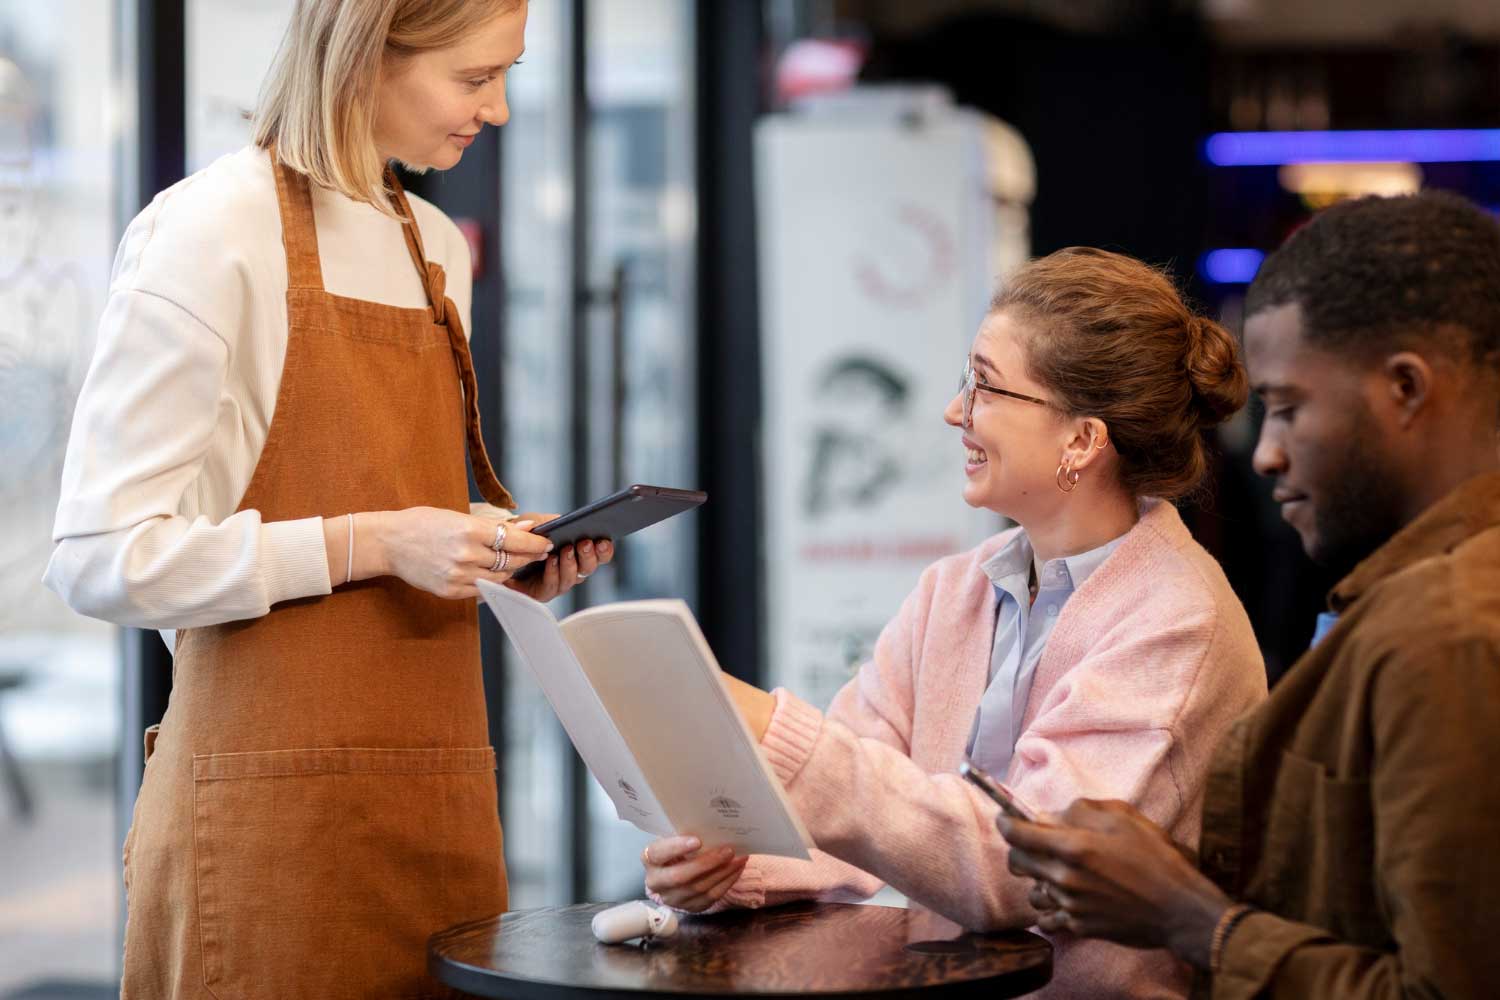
500, 0, 699, 905
581, 0, 698, 903
497, 0, 577, 908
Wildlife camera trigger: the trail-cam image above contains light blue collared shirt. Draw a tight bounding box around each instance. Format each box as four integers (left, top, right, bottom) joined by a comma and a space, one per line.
965, 529, 1126, 780
1311, 611, 1340, 647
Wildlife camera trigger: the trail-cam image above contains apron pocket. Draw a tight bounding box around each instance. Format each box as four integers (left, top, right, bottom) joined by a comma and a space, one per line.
192, 746, 504, 1000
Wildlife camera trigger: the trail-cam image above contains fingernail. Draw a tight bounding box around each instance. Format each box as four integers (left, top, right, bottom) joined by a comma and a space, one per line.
580, 542, 593, 554
545, 543, 555, 552
515, 520, 536, 530
685, 837, 701, 850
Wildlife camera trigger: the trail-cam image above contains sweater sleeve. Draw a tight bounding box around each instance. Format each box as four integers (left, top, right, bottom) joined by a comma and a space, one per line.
44, 206, 332, 628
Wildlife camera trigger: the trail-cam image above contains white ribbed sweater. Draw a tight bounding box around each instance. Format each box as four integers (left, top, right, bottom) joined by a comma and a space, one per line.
44, 146, 475, 637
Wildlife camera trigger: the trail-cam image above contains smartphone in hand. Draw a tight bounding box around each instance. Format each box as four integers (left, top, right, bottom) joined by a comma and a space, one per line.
960, 758, 1039, 823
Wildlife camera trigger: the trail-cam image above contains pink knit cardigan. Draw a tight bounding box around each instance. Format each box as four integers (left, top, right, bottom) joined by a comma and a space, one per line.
731, 500, 1266, 999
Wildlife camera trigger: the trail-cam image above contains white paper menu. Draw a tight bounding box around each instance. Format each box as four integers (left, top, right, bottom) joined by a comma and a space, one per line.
477, 581, 813, 860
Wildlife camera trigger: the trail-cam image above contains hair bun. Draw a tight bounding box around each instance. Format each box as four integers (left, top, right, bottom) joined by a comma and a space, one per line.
1184, 314, 1249, 426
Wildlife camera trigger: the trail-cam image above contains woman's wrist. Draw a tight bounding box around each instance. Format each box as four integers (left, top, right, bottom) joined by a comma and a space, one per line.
719, 673, 775, 742
323, 511, 391, 586
351, 511, 390, 581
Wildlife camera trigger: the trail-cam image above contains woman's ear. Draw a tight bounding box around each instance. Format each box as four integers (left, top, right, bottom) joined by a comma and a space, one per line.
1061, 417, 1111, 472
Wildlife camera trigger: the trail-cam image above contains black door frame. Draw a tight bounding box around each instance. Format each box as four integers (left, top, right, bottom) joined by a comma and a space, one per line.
116, 0, 186, 965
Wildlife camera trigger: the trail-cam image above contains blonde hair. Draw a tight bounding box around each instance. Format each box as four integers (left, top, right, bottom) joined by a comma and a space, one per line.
252, 0, 521, 214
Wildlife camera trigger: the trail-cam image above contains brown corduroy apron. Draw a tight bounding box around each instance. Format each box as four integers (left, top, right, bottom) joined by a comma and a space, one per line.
120, 149, 517, 1000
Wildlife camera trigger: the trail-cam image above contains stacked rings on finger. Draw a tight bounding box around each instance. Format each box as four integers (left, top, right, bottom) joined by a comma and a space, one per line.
492, 522, 508, 552
490, 549, 510, 573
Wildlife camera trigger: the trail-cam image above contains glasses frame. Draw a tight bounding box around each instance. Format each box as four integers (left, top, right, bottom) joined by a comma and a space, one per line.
961, 358, 1049, 427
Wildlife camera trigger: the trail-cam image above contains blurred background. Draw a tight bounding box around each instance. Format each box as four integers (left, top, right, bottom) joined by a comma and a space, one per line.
3, 0, 1499, 994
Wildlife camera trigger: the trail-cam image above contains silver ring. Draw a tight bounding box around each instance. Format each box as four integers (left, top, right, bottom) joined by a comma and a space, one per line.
490, 548, 504, 572
492, 522, 507, 552
576, 572, 590, 580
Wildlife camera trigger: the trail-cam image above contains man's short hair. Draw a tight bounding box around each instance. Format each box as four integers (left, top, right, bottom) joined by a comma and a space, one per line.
1246, 191, 1500, 368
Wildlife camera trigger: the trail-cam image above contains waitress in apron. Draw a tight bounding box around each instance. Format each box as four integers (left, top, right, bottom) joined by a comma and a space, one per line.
43, 1, 601, 996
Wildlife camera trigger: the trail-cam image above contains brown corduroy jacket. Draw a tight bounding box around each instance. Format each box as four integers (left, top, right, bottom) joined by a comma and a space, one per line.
1194, 471, 1500, 999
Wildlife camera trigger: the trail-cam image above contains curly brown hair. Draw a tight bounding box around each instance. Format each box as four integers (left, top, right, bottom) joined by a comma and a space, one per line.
1247, 191, 1500, 371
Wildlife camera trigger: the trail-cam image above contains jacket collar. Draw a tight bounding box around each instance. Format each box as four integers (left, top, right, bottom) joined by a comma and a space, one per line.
1329, 470, 1500, 612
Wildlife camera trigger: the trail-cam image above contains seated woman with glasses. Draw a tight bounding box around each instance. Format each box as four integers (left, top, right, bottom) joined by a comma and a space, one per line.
641, 247, 1267, 998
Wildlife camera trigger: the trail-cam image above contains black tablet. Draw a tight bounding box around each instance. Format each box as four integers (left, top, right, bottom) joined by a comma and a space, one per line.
511, 485, 707, 579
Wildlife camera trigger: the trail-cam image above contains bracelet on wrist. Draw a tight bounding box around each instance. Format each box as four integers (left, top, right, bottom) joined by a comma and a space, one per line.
1209, 903, 1256, 974
345, 513, 355, 585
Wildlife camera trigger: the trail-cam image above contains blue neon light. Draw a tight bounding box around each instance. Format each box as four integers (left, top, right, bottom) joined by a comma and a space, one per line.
1204, 129, 1500, 166
1200, 249, 1265, 284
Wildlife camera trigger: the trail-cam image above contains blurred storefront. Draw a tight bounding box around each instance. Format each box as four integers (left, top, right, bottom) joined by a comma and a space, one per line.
6, 0, 1500, 993
0, 0, 722, 991
791, 0, 1500, 682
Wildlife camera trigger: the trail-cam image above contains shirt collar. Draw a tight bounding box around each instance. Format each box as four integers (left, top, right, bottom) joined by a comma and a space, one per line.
1330, 470, 1500, 612
980, 527, 1129, 596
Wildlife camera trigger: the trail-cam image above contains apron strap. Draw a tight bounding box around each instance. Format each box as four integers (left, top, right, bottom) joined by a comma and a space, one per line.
384, 167, 516, 511
268, 145, 326, 292
384, 166, 444, 314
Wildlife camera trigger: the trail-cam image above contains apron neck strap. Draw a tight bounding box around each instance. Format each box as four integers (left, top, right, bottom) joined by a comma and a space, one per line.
383, 165, 444, 308
383, 164, 515, 511
268, 145, 326, 292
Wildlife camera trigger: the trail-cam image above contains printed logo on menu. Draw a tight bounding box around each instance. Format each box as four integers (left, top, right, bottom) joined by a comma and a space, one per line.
709, 792, 743, 819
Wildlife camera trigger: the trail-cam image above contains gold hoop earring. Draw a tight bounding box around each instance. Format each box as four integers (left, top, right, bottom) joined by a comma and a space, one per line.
1056, 461, 1080, 494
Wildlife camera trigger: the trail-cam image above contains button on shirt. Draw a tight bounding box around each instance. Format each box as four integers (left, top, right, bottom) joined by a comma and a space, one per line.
965, 530, 1126, 780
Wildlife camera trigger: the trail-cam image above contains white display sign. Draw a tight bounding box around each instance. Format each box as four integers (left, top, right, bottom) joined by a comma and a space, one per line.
756, 87, 1034, 708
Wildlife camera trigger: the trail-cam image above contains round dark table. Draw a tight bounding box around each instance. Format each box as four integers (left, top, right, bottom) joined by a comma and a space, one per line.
429, 902, 1052, 1000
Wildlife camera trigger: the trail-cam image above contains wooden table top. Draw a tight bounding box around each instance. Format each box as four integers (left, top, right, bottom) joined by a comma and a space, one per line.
429, 902, 1052, 1000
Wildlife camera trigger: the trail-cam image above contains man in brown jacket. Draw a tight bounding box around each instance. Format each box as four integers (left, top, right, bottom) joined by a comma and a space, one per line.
998, 190, 1500, 999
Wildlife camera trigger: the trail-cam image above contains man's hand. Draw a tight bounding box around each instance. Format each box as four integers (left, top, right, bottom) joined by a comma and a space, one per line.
998, 798, 1232, 969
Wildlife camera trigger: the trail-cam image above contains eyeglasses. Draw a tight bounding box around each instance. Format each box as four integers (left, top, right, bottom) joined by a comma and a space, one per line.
960, 357, 1048, 427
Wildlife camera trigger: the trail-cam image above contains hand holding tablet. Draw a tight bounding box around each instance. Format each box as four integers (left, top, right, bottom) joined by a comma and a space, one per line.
511, 484, 706, 580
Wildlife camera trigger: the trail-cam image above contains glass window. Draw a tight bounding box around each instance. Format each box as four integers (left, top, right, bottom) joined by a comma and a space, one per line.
0, 3, 124, 992
186, 0, 297, 173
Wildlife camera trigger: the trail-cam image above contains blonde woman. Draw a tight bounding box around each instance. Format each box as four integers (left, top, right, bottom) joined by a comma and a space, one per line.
44, 1, 607, 995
